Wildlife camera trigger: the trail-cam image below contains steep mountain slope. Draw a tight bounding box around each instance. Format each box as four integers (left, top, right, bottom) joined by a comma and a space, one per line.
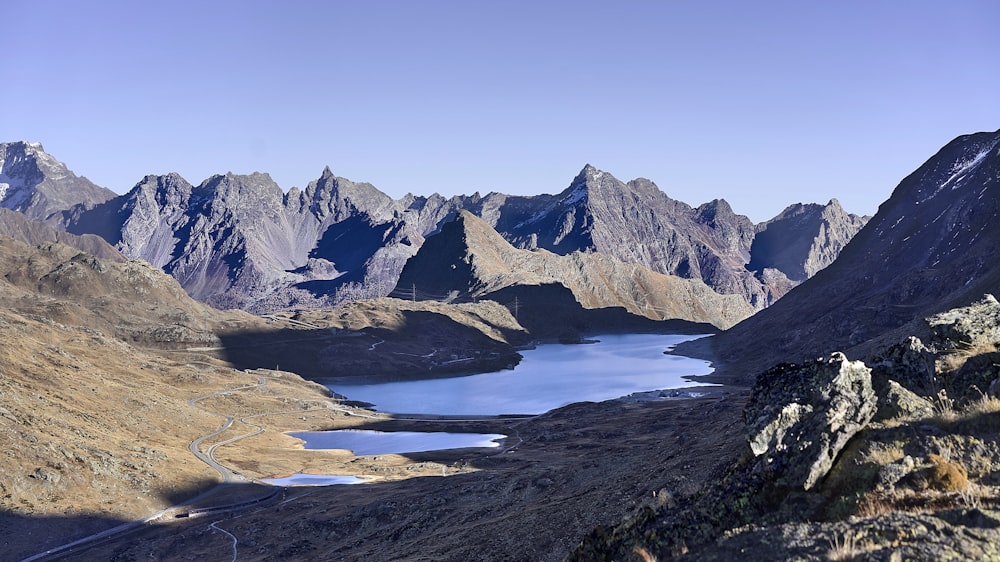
712, 128, 1000, 377
68, 169, 425, 312
394, 210, 754, 329
0, 141, 116, 222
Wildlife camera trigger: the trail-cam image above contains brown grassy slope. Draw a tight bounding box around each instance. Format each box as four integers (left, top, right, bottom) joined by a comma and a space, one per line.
0, 238, 342, 559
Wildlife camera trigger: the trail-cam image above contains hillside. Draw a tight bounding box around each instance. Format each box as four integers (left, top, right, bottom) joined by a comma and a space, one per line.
706, 128, 1000, 380
394, 210, 754, 330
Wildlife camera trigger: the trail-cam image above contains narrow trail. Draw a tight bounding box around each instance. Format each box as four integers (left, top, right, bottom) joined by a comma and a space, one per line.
209, 521, 239, 562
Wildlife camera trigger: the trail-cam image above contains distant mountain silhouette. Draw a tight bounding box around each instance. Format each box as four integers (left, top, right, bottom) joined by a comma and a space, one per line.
0, 141, 116, 222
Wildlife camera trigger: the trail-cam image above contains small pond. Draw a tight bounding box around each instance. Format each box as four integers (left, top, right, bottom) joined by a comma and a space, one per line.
290, 429, 506, 455
263, 474, 367, 486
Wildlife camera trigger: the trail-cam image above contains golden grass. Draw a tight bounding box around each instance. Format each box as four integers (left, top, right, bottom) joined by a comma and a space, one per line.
826, 532, 861, 561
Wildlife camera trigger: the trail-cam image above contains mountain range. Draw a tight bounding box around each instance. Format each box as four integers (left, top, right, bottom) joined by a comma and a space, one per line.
1, 141, 868, 320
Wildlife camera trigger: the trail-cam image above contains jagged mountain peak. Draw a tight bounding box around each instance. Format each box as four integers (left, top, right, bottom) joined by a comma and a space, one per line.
301, 167, 396, 223
0, 141, 116, 222
12, 140, 867, 315
396, 209, 754, 328
748, 198, 868, 283
696, 198, 739, 220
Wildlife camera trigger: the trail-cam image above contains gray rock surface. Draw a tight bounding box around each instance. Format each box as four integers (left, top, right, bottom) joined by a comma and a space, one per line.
875, 379, 935, 421
0, 141, 116, 223
748, 199, 869, 282
926, 294, 1000, 352
5, 141, 866, 315
871, 336, 937, 397
744, 352, 877, 490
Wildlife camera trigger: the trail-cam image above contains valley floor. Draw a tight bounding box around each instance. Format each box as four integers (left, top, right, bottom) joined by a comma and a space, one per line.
19, 384, 748, 561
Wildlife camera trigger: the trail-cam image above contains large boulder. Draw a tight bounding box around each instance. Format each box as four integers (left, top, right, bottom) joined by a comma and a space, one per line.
744, 352, 877, 490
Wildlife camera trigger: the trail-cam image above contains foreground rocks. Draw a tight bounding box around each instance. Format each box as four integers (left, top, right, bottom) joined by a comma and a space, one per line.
745, 353, 876, 490
571, 296, 1000, 561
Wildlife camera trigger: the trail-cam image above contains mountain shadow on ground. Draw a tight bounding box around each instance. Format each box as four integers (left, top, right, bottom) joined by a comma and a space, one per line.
482, 283, 720, 342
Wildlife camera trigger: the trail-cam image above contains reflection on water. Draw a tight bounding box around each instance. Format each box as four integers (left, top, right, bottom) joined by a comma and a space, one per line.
330, 333, 714, 415
290, 429, 506, 455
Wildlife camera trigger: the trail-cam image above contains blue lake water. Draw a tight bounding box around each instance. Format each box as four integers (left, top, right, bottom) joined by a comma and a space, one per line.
329, 333, 714, 415
289, 429, 506, 455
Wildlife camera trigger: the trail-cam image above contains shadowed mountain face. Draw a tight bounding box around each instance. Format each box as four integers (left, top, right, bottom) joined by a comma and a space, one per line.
3, 141, 866, 314
714, 129, 1000, 377
0, 207, 125, 261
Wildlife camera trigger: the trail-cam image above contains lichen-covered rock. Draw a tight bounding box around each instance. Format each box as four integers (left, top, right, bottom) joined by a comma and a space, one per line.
875, 379, 935, 421
876, 455, 917, 491
744, 352, 877, 490
927, 294, 1000, 351
871, 336, 937, 397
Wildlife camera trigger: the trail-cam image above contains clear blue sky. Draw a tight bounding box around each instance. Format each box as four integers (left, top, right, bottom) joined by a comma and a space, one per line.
5, 1, 998, 221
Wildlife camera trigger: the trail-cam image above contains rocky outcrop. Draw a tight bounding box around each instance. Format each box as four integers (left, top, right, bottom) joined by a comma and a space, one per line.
926, 294, 1000, 352
0, 141, 116, 222
875, 380, 935, 421
744, 352, 877, 490
574, 268, 1000, 561
394, 211, 754, 329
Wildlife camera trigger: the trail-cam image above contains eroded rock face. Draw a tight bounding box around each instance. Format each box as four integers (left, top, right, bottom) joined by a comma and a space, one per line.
0, 141, 116, 222
744, 352, 877, 490
394, 211, 755, 329
717, 129, 1000, 378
